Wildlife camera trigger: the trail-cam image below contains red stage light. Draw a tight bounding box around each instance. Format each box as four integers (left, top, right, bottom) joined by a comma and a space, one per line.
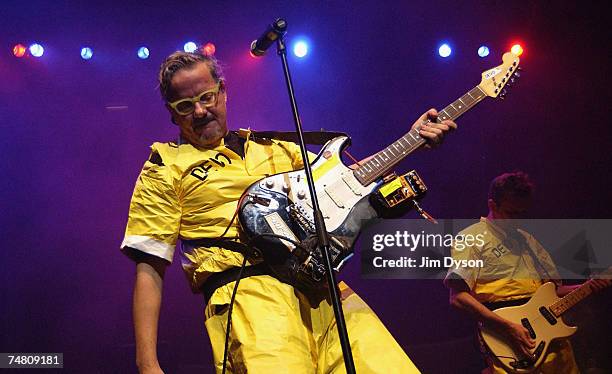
203, 42, 216, 56
13, 44, 26, 58
511, 44, 524, 56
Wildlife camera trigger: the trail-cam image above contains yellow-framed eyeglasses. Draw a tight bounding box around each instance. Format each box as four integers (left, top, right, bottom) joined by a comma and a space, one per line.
167, 83, 221, 115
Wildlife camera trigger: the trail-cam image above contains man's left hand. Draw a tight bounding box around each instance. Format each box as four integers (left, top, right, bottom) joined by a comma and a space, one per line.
411, 108, 457, 148
589, 278, 612, 292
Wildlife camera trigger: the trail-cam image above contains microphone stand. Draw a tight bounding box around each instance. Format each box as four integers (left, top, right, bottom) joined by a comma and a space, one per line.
275, 35, 356, 374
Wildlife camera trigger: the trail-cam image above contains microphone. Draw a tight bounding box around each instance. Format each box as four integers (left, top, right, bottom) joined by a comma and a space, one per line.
250, 18, 288, 57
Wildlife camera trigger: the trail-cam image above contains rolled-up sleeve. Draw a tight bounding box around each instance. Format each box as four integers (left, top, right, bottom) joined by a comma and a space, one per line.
444, 239, 482, 291
121, 152, 180, 262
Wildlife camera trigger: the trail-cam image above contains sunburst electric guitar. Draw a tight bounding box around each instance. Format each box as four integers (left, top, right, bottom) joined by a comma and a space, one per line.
480, 269, 612, 373
238, 53, 521, 283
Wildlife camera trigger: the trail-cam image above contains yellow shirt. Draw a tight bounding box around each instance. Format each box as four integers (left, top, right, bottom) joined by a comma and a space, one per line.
121, 131, 306, 291
446, 218, 561, 303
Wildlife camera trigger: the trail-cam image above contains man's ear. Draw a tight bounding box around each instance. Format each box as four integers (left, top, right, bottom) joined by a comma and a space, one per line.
487, 198, 497, 213
220, 80, 227, 103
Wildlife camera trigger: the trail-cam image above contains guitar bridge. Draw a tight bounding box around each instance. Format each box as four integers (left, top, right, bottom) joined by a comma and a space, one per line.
509, 341, 545, 370
289, 204, 315, 234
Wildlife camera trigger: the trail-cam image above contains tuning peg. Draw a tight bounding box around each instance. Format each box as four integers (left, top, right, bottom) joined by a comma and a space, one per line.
514, 71, 521, 78
510, 77, 515, 84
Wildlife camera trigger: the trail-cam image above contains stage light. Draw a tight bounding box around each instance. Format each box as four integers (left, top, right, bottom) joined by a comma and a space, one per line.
438, 43, 451, 58
478, 45, 490, 58
29, 43, 44, 57
13, 44, 26, 58
293, 41, 308, 58
511, 44, 523, 56
203, 42, 216, 56
184, 42, 198, 53
137, 46, 150, 59
80, 47, 93, 60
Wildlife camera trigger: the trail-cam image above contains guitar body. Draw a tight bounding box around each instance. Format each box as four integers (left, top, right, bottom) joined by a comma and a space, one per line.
238, 52, 522, 283
480, 282, 577, 373
238, 136, 381, 280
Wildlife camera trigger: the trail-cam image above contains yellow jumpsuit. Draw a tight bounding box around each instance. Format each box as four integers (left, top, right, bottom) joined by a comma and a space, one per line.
122, 131, 420, 373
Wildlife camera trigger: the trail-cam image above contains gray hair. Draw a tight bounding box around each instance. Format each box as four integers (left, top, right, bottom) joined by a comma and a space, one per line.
158, 50, 225, 101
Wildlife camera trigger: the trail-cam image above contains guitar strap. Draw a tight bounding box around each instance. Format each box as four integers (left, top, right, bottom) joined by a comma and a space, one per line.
240, 129, 348, 145
182, 237, 260, 258
181, 238, 272, 303
513, 230, 556, 282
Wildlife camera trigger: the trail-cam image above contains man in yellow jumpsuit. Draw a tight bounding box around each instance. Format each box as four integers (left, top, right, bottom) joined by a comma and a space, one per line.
122, 50, 456, 373
444, 171, 611, 373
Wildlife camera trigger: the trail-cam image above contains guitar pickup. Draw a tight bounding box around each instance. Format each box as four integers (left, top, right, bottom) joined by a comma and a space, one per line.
521, 318, 536, 339
539, 306, 557, 325
533, 341, 545, 360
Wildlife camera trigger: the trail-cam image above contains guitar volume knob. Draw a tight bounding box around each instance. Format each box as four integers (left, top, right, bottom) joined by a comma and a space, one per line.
265, 179, 275, 188
297, 190, 306, 199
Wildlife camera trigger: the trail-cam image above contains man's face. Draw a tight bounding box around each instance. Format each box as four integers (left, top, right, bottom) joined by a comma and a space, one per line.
489, 195, 532, 229
166, 62, 227, 148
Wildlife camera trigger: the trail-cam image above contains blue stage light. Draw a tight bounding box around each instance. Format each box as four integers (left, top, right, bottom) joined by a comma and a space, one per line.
138, 46, 150, 59
29, 43, 44, 57
184, 42, 198, 53
438, 43, 451, 58
478, 45, 490, 57
80, 47, 93, 60
293, 41, 308, 58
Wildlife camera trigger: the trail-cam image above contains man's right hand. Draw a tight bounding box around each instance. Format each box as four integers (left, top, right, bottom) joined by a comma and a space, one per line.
502, 321, 536, 359
139, 363, 164, 374
447, 285, 537, 359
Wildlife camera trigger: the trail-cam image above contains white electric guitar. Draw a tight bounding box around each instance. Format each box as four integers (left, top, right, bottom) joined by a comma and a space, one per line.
238, 53, 521, 283
480, 269, 612, 373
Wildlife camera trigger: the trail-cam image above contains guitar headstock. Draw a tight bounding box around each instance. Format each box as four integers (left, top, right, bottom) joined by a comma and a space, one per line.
478, 52, 521, 99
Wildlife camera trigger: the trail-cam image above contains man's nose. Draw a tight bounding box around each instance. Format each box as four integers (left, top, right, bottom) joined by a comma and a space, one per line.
193, 102, 207, 118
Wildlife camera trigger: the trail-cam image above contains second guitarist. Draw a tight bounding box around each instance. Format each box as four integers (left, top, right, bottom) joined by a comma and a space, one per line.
444, 171, 610, 373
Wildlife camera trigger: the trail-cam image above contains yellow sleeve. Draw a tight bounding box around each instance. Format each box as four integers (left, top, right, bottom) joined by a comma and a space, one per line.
445, 232, 483, 291
120, 149, 181, 263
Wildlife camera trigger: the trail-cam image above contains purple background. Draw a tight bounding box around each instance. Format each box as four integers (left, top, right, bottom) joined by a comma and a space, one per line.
1, 1, 611, 372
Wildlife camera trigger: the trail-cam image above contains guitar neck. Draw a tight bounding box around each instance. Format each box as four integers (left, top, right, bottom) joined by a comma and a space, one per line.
549, 280, 598, 317
353, 85, 488, 186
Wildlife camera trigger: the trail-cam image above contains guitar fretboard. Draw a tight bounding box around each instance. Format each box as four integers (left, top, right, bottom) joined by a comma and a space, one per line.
549, 281, 595, 317
353, 86, 487, 186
